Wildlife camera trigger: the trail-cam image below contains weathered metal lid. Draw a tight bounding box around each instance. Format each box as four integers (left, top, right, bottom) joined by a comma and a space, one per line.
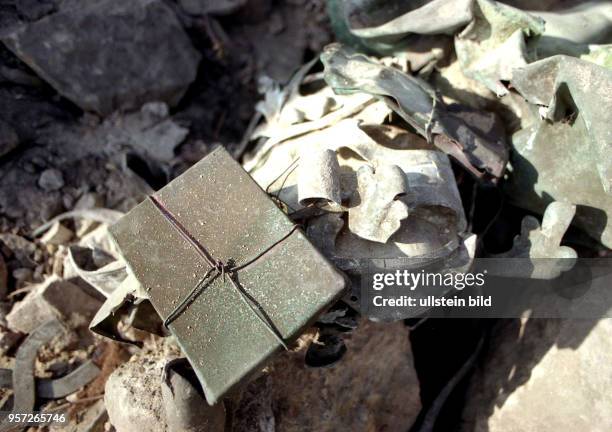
109, 146, 345, 405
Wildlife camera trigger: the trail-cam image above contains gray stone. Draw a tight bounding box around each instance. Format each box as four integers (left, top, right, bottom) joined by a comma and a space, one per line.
179, 0, 246, 16
6, 276, 102, 333
2, 0, 201, 115
462, 319, 612, 432
105, 357, 168, 432
38, 168, 64, 191
0, 120, 19, 158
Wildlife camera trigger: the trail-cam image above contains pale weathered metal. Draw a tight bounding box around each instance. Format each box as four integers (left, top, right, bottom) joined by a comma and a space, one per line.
110, 146, 345, 405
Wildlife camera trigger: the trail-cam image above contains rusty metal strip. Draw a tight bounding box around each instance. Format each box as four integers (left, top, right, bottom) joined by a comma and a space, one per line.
0, 361, 100, 400
0, 319, 65, 432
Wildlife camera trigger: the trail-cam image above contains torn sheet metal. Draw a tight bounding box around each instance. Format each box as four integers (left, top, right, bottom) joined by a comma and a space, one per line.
505, 55, 612, 248
249, 119, 468, 285
109, 147, 345, 405
321, 43, 508, 181
348, 164, 408, 243
67, 246, 127, 297
332, 0, 473, 41
298, 149, 342, 207
488, 202, 577, 279
454, 0, 543, 96
89, 273, 146, 346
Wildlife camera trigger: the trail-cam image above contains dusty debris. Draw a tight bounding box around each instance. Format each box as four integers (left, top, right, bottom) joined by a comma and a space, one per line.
6, 276, 102, 334
2, 0, 201, 115
232, 319, 421, 432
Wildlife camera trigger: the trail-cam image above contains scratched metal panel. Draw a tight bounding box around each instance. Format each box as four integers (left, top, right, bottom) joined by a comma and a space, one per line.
110, 147, 346, 405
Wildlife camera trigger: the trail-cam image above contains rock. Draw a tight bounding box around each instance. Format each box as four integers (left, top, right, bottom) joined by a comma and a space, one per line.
0, 327, 22, 355
6, 275, 102, 333
2, 0, 201, 115
462, 319, 612, 432
179, 0, 246, 16
0, 254, 7, 299
40, 221, 73, 245
161, 360, 226, 432
38, 168, 64, 191
74, 192, 103, 210
105, 357, 168, 432
232, 320, 422, 432
0, 119, 19, 158
12, 268, 33, 283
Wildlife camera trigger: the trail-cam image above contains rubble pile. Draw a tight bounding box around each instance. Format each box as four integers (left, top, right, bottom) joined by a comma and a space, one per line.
0, 1, 610, 431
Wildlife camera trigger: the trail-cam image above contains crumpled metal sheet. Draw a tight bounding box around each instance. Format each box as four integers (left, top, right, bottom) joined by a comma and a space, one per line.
249, 119, 467, 276
490, 202, 577, 279
328, 0, 610, 94
348, 164, 409, 243
512, 55, 611, 195
333, 0, 473, 41
455, 0, 543, 96
321, 43, 508, 181
505, 55, 612, 247
298, 148, 342, 207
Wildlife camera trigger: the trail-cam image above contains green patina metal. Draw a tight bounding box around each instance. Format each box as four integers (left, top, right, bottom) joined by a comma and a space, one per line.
110, 147, 346, 405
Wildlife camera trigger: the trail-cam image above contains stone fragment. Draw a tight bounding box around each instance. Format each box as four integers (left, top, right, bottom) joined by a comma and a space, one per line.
38, 168, 64, 192
2, 0, 201, 115
462, 319, 612, 432
0, 119, 19, 158
105, 357, 169, 432
6, 276, 101, 333
161, 360, 226, 432
40, 222, 73, 246
0, 327, 22, 356
232, 320, 422, 432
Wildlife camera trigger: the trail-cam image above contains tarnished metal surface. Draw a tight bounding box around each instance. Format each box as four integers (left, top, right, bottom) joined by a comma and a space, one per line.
110, 147, 346, 405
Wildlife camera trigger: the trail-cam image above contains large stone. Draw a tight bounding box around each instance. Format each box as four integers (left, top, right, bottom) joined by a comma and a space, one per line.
462, 319, 612, 432
6, 275, 102, 333
2, 0, 201, 115
105, 357, 167, 432
232, 320, 422, 432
